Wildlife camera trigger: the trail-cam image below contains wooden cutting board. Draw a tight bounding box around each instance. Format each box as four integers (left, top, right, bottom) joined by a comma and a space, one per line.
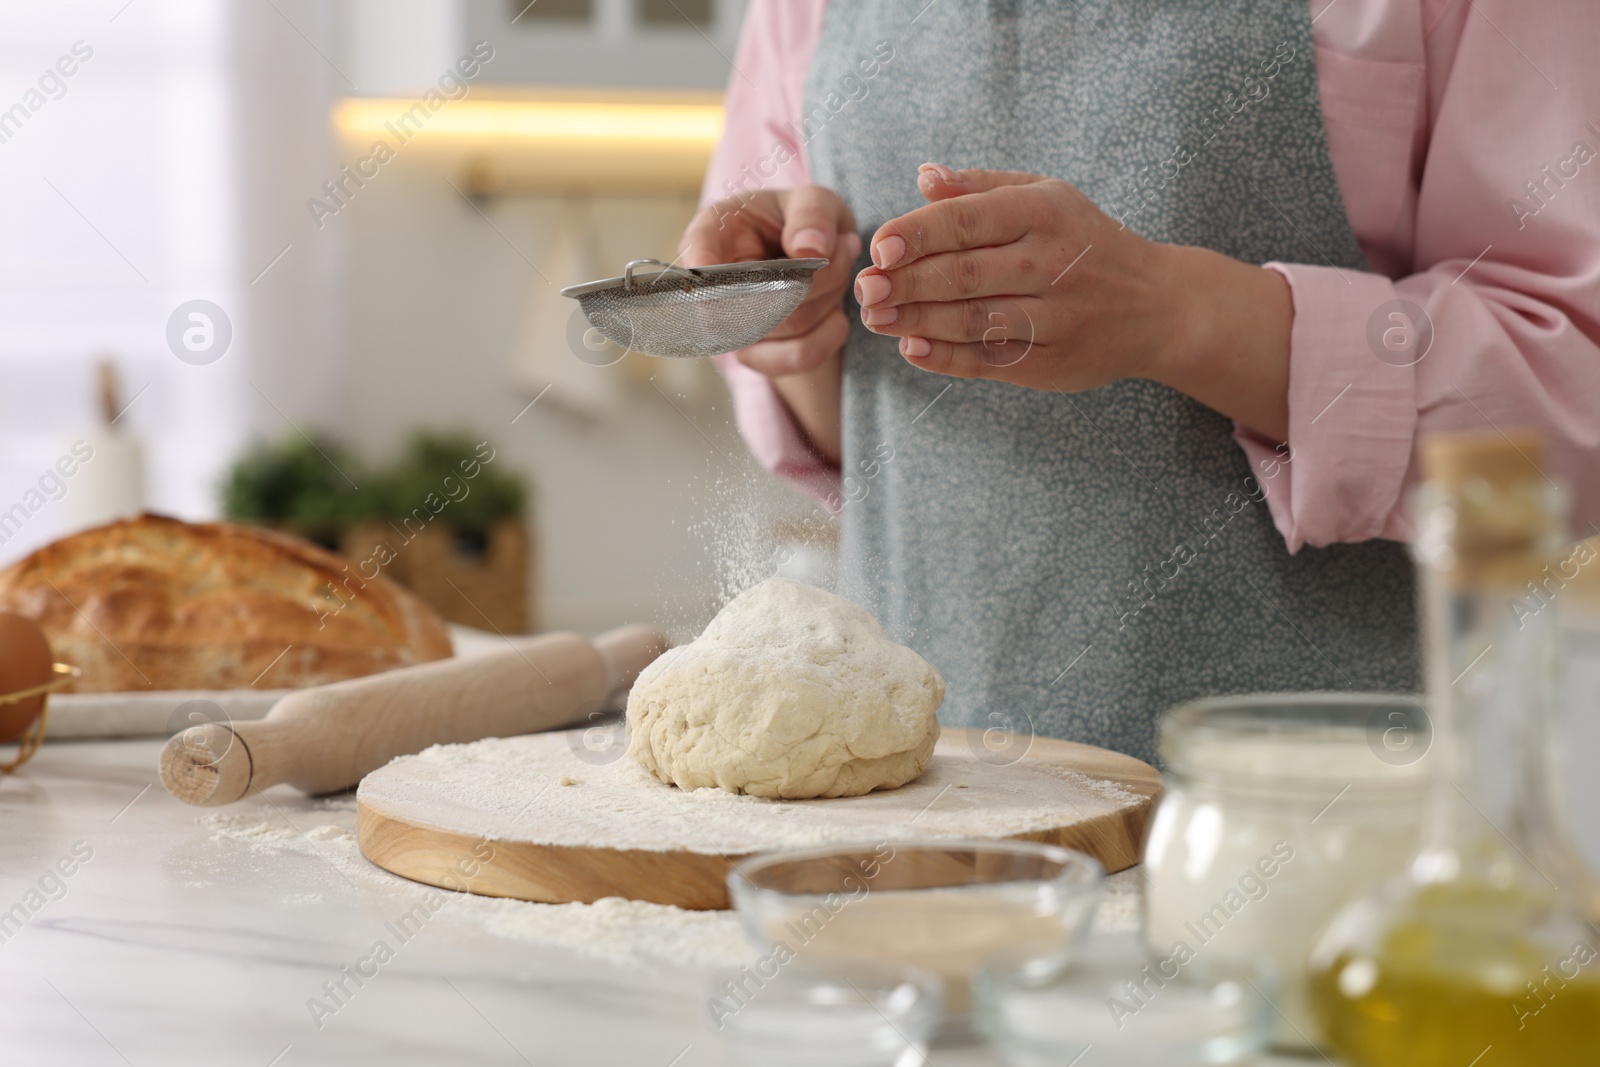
357, 726, 1161, 910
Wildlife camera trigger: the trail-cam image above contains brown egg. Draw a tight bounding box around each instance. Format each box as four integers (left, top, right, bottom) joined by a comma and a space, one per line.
0, 612, 54, 743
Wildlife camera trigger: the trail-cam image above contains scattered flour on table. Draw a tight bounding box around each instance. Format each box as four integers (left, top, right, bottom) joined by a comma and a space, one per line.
305, 824, 354, 841
479, 896, 747, 970
202, 814, 298, 843
202, 795, 356, 846
197, 798, 747, 971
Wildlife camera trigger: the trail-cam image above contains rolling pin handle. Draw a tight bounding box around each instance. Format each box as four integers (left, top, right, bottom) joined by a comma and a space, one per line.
592, 624, 670, 697
156, 625, 669, 807
158, 722, 255, 807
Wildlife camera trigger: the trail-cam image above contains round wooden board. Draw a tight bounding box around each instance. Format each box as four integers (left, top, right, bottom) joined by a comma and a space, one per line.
357, 727, 1161, 910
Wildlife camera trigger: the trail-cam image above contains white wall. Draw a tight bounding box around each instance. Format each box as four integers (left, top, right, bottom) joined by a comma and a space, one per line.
0, 0, 341, 559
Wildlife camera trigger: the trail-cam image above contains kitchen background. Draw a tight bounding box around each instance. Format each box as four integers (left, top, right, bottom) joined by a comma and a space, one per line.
0, 0, 819, 637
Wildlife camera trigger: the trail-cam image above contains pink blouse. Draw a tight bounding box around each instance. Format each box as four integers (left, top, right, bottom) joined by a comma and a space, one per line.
705, 0, 1600, 550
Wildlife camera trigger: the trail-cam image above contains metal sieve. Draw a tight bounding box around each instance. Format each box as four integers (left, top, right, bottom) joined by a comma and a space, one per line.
561, 257, 828, 360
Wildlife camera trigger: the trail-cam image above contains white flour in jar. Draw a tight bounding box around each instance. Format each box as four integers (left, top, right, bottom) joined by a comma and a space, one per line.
1142, 732, 1426, 1045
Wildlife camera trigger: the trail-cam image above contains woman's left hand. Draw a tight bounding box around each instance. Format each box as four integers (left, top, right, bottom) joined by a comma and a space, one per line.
855, 164, 1295, 440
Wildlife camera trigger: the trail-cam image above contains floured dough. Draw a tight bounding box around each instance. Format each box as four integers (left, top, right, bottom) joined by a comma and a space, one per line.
626, 578, 944, 798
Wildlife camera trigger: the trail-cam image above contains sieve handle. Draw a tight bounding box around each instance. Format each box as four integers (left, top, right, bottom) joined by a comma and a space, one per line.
623, 258, 701, 291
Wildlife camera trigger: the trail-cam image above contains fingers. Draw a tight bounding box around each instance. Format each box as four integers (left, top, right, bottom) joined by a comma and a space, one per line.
916, 163, 1046, 201
735, 305, 852, 378
682, 184, 857, 347
867, 185, 1037, 270
680, 185, 855, 270
679, 194, 780, 269
861, 296, 1046, 347
768, 232, 862, 339
897, 334, 1037, 380
854, 244, 1045, 307
781, 185, 857, 258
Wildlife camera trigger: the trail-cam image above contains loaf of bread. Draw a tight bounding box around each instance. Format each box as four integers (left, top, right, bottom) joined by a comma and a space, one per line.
0, 515, 453, 692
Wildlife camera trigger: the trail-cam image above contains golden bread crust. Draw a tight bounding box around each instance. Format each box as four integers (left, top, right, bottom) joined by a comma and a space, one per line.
0, 515, 453, 691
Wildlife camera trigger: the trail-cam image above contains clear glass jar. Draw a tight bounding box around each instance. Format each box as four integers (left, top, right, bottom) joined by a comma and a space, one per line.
1142, 693, 1431, 1050
1308, 432, 1600, 1066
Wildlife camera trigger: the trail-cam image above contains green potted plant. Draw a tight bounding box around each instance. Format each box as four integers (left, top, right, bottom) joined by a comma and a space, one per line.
359, 433, 533, 633
222, 432, 536, 633
220, 436, 371, 550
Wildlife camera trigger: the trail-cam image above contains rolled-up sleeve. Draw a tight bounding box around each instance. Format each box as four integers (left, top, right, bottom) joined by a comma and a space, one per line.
703, 0, 841, 509
1239, 0, 1600, 551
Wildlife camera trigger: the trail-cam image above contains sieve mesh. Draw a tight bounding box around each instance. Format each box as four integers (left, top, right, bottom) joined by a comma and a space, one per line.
563, 259, 826, 360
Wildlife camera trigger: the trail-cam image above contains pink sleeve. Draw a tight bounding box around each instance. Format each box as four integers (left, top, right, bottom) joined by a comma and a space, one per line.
703, 0, 841, 510
1238, 0, 1600, 550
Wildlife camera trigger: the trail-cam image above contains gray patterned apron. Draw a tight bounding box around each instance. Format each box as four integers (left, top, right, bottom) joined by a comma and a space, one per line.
803, 0, 1420, 765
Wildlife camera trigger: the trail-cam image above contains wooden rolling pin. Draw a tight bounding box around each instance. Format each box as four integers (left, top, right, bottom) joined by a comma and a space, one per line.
159, 625, 667, 807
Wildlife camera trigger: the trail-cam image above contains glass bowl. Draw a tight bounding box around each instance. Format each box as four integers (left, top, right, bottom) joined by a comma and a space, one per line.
727, 840, 1104, 1031
974, 932, 1278, 1066
705, 959, 941, 1067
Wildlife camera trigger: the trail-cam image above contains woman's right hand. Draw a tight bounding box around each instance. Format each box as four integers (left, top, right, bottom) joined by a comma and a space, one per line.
679, 186, 860, 379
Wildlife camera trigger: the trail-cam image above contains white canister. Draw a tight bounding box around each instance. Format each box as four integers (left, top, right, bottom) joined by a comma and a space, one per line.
60, 429, 145, 533
1141, 693, 1429, 1050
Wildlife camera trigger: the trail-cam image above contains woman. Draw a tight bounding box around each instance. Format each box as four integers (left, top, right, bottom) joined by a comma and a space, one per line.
679, 0, 1600, 764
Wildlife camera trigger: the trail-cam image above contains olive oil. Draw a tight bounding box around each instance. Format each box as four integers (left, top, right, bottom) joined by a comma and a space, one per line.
1311, 883, 1600, 1066
1308, 433, 1600, 1066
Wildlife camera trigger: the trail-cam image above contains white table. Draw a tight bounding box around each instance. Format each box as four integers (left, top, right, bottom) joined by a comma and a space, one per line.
0, 739, 1312, 1066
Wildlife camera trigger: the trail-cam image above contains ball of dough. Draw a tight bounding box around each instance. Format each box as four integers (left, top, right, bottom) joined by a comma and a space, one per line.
626, 578, 944, 799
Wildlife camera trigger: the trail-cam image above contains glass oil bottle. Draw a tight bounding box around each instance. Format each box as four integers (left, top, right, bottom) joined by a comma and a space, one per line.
1308, 431, 1600, 1066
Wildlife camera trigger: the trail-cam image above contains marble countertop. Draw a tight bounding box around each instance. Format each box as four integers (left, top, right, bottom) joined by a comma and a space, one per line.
0, 739, 1308, 1066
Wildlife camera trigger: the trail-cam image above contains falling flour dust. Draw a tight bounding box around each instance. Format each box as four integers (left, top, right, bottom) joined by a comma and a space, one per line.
658, 438, 836, 644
